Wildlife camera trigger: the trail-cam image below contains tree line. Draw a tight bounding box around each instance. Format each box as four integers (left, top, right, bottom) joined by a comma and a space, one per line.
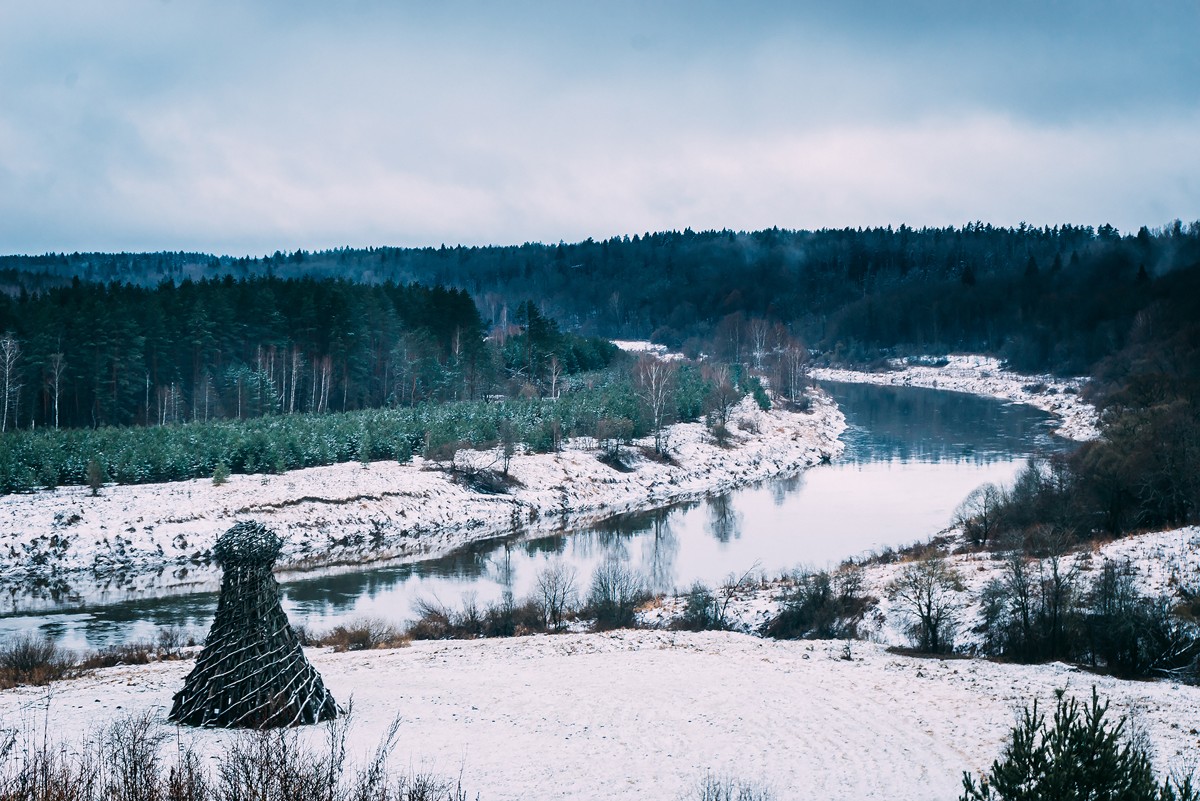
4, 221, 1198, 376
0, 277, 617, 433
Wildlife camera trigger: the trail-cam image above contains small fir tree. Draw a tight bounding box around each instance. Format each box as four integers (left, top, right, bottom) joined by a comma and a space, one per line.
86, 458, 105, 496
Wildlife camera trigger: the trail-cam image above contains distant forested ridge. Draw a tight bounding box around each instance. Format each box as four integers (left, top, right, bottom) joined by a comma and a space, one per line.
0, 277, 616, 432
4, 222, 1198, 379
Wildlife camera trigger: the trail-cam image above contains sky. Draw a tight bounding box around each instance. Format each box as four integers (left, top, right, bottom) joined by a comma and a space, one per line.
1, 0, 1197, 255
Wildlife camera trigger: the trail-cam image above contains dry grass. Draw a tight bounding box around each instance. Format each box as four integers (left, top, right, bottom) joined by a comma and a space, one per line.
0, 710, 476, 801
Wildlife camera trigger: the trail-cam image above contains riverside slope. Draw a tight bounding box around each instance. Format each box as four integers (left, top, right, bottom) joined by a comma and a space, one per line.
0, 394, 844, 607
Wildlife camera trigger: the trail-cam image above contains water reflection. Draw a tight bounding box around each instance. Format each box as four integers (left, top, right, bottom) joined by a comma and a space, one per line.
3, 382, 1069, 650
706, 494, 742, 544
822, 381, 1063, 463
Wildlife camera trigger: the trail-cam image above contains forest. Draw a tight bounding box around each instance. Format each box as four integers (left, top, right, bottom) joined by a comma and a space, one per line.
0, 222, 1197, 523
4, 221, 1199, 375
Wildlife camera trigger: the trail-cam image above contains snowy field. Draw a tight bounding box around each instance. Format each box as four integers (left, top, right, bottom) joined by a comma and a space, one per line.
0, 394, 845, 605
2, 630, 1198, 801
811, 354, 1100, 441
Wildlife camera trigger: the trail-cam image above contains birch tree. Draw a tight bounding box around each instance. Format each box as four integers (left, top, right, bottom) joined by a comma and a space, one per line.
0, 334, 21, 433
48, 352, 66, 429
636, 355, 677, 454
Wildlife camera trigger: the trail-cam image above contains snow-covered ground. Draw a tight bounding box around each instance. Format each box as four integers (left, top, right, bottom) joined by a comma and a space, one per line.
811, 354, 1100, 441
0, 394, 845, 606
647, 526, 1200, 655
2, 630, 1197, 801
611, 339, 686, 361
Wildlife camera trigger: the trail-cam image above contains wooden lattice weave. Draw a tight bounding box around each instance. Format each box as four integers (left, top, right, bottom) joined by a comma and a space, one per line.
169, 521, 339, 728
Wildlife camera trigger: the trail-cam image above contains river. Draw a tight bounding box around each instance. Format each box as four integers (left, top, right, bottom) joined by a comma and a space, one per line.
0, 382, 1067, 650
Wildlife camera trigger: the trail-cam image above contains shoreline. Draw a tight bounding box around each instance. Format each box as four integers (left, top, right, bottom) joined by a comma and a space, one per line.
0, 392, 846, 610
811, 354, 1100, 441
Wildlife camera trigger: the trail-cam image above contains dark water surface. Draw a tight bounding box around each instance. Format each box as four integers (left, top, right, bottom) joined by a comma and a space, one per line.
1, 382, 1066, 650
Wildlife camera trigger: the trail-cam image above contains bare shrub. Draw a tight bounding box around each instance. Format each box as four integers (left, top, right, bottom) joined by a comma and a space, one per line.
0, 710, 476, 801
595, 416, 634, 462
407, 599, 457, 640
534, 561, 579, 631
673, 582, 725, 631
586, 558, 649, 630
318, 619, 411, 652
0, 634, 75, 688
407, 596, 544, 640
691, 772, 777, 801
887, 557, 963, 654
954, 483, 1006, 548
764, 567, 874, 640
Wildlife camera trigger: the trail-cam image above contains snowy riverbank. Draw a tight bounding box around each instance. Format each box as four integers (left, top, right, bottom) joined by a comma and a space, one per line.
0, 393, 845, 607
2, 629, 1197, 801
647, 524, 1200, 651
811, 354, 1100, 441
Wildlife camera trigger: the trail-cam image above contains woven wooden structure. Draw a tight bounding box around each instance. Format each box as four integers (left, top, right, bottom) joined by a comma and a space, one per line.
169, 521, 339, 728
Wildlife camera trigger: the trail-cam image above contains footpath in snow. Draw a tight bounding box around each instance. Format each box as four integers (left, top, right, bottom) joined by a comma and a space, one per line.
811, 354, 1100, 441
0, 394, 845, 607
1, 629, 1197, 801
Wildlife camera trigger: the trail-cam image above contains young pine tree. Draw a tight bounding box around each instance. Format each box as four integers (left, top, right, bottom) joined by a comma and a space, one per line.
961, 688, 1196, 801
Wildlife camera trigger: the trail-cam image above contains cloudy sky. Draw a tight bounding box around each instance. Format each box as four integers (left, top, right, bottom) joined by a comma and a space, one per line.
1, 1, 1197, 255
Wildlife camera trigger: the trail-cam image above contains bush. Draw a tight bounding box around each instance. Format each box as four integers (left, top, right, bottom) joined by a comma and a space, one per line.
976, 552, 1082, 663
975, 555, 1199, 680
586, 558, 649, 630
86, 457, 105, 496
763, 568, 873, 640
692, 773, 777, 801
1084, 560, 1199, 681
406, 597, 545, 640
746, 376, 771, 411
1, 629, 195, 691
960, 688, 1197, 801
212, 459, 230, 485
317, 619, 411, 652
887, 557, 962, 654
674, 582, 726, 632
533, 561, 579, 631
0, 634, 75, 689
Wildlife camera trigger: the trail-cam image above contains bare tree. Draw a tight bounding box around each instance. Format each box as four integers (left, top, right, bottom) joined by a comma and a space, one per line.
636, 355, 677, 454
887, 557, 962, 653
288, 346, 303, 414
587, 557, 646, 629
48, 352, 66, 429
548, 354, 562, 399
750, 318, 771, 370
780, 342, 809, 404
534, 560, 578, 630
954, 483, 1006, 547
703, 363, 738, 427
0, 334, 20, 433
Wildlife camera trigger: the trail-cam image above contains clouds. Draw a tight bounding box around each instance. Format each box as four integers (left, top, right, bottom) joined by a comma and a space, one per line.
0, 1, 1197, 254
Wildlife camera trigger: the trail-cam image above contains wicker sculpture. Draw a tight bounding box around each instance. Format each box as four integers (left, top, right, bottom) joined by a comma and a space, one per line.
169, 521, 339, 728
